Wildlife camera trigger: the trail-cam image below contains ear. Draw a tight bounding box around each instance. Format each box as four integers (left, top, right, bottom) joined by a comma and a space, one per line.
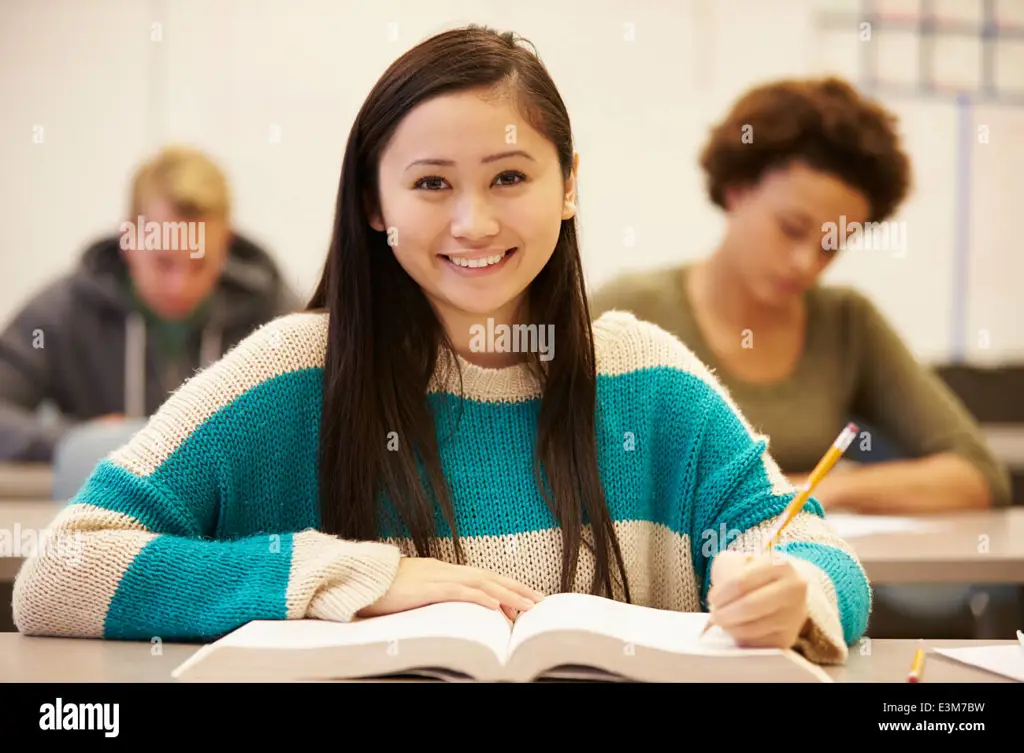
561, 151, 580, 221
364, 194, 386, 232
722, 183, 752, 212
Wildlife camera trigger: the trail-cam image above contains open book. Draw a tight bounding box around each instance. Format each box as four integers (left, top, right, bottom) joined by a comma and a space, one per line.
171, 593, 832, 682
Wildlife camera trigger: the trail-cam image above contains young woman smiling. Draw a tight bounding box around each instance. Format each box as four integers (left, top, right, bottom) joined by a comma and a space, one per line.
14, 28, 869, 664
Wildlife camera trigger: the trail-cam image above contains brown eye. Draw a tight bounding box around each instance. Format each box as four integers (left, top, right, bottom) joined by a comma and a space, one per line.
414, 176, 448, 190
494, 171, 526, 186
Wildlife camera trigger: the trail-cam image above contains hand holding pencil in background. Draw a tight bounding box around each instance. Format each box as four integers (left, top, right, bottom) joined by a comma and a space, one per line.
703, 423, 859, 649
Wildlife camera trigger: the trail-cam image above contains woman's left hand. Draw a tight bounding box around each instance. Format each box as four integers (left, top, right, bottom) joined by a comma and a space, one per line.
707, 550, 810, 649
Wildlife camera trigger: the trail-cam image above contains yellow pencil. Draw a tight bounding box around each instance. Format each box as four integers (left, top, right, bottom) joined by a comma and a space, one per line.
701, 422, 859, 637
907, 647, 926, 683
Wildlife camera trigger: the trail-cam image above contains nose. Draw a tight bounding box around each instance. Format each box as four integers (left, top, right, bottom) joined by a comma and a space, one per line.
450, 191, 499, 242
790, 241, 819, 276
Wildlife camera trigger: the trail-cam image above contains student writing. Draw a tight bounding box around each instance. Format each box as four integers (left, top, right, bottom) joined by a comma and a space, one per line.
0, 145, 299, 462
13, 27, 870, 664
591, 77, 1011, 515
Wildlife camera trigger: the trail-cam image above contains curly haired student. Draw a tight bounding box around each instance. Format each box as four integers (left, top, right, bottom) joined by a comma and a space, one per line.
591, 76, 1010, 515
13, 27, 870, 664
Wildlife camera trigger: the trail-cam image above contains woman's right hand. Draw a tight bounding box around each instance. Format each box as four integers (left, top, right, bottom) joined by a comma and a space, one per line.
356, 557, 545, 621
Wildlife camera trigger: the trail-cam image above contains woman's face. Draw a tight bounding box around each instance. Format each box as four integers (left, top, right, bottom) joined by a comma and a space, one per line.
371, 89, 577, 335
721, 161, 872, 306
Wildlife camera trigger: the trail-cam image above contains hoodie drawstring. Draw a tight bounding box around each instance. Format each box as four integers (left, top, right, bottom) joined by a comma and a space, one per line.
124, 315, 223, 418
200, 326, 222, 370
124, 313, 147, 419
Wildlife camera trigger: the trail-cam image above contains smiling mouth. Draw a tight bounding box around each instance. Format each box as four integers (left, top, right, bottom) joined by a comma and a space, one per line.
440, 247, 518, 270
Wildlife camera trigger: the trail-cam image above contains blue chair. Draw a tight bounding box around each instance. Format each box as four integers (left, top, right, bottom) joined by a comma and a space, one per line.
52, 419, 148, 501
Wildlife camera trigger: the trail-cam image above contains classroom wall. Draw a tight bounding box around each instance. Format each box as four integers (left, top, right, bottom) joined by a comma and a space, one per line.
1, 0, 1022, 364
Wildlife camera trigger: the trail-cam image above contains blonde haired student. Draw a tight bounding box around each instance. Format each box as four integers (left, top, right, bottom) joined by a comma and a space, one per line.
0, 143, 297, 462
13, 26, 870, 664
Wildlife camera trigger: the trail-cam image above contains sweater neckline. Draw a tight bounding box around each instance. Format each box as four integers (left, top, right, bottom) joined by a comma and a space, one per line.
431, 349, 544, 403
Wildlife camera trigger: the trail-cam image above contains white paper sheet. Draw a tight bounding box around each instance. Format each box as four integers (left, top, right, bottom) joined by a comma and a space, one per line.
933, 644, 1024, 682
824, 513, 941, 539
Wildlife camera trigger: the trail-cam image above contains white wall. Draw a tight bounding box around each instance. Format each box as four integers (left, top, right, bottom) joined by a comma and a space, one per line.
1, 0, 1022, 364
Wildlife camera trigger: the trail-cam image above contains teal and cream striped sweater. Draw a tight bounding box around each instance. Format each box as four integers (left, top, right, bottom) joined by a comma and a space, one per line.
12, 310, 871, 664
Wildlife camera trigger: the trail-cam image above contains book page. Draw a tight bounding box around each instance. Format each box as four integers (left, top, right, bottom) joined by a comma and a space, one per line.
216, 602, 512, 664
508, 593, 778, 657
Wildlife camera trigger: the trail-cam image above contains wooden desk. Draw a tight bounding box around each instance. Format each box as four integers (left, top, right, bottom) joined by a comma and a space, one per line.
847, 508, 1024, 584
4, 502, 1024, 585
0, 633, 1016, 682
0, 463, 52, 500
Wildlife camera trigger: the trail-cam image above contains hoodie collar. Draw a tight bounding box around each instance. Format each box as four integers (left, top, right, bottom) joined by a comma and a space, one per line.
71, 231, 286, 326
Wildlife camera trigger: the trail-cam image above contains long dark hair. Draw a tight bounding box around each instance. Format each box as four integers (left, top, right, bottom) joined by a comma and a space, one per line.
306, 25, 630, 600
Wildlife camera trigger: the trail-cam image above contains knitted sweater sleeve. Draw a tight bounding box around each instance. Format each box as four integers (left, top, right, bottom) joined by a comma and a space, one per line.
12, 313, 401, 641
601, 312, 871, 665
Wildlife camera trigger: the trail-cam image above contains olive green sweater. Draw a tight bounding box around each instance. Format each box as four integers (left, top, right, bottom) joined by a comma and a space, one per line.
590, 264, 1011, 508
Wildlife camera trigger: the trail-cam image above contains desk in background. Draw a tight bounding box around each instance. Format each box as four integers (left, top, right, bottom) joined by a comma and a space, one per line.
983, 425, 1024, 471
0, 464, 52, 500
839, 507, 1024, 584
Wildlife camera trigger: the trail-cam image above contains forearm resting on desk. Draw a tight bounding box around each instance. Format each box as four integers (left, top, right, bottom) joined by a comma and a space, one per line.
12, 498, 402, 641
795, 452, 994, 514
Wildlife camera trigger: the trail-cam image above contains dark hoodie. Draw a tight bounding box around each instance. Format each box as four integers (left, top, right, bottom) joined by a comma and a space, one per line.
0, 232, 301, 462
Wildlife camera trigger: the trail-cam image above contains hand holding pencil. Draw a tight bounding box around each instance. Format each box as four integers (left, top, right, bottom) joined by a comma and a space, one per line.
701, 423, 860, 647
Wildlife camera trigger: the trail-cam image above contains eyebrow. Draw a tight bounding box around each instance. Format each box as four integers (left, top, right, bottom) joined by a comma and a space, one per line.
404, 150, 535, 171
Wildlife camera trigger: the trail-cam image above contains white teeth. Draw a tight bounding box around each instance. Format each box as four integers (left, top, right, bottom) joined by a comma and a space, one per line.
448, 250, 507, 268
